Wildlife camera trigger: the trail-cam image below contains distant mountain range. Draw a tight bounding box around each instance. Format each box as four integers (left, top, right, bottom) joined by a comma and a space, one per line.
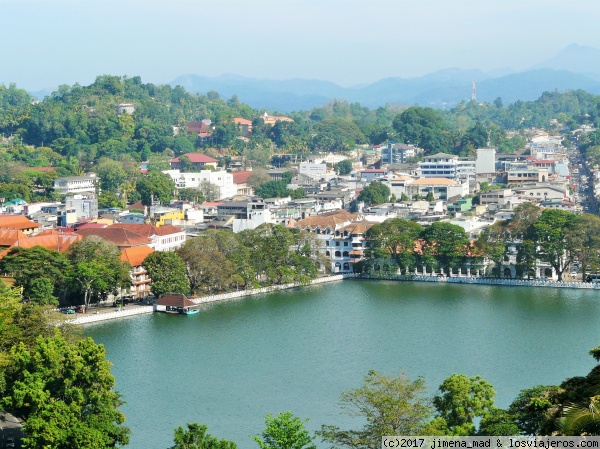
169, 44, 600, 112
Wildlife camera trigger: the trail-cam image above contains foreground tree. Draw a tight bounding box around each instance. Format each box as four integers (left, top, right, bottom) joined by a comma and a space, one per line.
317, 370, 431, 449
507, 385, 561, 435
171, 423, 237, 449
253, 412, 315, 449
144, 251, 191, 297
431, 374, 495, 436
0, 246, 70, 305
1, 333, 130, 449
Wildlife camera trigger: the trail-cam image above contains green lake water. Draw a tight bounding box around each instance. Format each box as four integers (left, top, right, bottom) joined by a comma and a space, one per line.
85, 280, 600, 449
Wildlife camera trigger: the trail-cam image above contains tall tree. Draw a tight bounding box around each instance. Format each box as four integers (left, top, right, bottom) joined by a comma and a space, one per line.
420, 222, 470, 275
1, 333, 130, 449
392, 107, 452, 154
365, 218, 423, 270
143, 251, 190, 297
533, 209, 579, 281
177, 233, 242, 294
136, 171, 175, 206
66, 236, 131, 310
358, 181, 390, 206
317, 370, 431, 449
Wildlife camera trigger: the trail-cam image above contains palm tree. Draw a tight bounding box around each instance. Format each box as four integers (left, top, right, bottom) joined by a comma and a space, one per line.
560, 396, 600, 435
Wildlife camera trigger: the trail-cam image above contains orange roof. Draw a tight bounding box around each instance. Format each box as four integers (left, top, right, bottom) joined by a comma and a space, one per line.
0, 215, 42, 230
109, 223, 184, 237
295, 210, 357, 231
171, 153, 218, 164
76, 228, 151, 248
14, 233, 83, 252
120, 245, 154, 267
233, 118, 252, 125
0, 229, 28, 247
155, 293, 195, 308
232, 171, 253, 184
338, 222, 375, 235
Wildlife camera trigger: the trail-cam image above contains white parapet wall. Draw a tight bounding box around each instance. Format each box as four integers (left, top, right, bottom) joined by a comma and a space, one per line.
65, 275, 350, 325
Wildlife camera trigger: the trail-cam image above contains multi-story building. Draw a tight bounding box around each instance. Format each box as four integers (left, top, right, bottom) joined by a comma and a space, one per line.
53, 173, 99, 195
293, 209, 372, 273
109, 223, 187, 251
120, 245, 154, 299
163, 169, 237, 200
381, 143, 420, 164
66, 193, 98, 220
404, 178, 468, 200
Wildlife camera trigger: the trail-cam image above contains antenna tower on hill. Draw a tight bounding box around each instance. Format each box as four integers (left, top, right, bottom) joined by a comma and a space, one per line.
471, 80, 477, 101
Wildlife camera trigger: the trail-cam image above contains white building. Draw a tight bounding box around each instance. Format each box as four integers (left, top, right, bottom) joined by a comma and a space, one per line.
53, 173, 99, 195
418, 153, 459, 179
476, 148, 496, 174
381, 143, 420, 164
404, 178, 469, 200
163, 169, 237, 200
299, 163, 327, 176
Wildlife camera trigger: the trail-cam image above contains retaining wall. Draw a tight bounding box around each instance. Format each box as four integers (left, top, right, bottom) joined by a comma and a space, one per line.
357, 274, 600, 289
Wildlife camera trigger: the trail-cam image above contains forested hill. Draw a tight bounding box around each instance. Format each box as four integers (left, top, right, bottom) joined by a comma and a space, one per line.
0, 75, 599, 176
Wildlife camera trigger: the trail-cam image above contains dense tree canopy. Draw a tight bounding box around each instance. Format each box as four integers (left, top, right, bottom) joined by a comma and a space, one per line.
1, 333, 130, 449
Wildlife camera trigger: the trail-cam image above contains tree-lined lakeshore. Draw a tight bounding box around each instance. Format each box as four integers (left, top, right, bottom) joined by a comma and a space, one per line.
2, 75, 600, 448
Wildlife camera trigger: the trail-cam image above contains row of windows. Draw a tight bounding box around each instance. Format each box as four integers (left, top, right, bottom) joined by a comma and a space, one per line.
161, 235, 186, 245
330, 241, 350, 247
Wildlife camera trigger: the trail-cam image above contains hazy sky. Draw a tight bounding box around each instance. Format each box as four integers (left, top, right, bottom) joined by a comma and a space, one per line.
2, 0, 600, 90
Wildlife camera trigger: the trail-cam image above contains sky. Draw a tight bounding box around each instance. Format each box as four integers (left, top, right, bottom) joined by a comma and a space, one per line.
2, 0, 600, 91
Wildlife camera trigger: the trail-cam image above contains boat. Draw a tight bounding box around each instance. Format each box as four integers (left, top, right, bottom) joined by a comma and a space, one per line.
184, 309, 199, 315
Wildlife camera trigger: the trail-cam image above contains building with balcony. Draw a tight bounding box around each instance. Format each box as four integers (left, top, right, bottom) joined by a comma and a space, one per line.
53, 173, 99, 195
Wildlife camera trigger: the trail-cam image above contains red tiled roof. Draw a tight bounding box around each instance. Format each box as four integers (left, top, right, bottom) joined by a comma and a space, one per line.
0, 215, 42, 230
0, 229, 27, 247
295, 210, 357, 231
233, 118, 252, 125
171, 153, 218, 164
14, 233, 83, 253
76, 223, 108, 229
109, 223, 184, 237
120, 245, 154, 267
126, 200, 145, 211
232, 171, 253, 184
186, 121, 211, 134
75, 228, 151, 248
155, 293, 195, 308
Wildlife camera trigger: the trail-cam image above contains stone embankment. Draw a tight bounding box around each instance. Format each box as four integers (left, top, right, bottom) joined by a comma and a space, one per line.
66, 274, 349, 325
357, 274, 600, 289
65, 273, 598, 325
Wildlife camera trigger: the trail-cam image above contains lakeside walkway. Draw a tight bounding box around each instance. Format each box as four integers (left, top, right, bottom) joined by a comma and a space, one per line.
66, 273, 598, 325
66, 274, 349, 325
356, 273, 600, 289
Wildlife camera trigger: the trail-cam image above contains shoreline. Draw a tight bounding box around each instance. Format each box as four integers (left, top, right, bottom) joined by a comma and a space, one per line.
356, 274, 600, 289
68, 274, 350, 325
68, 273, 598, 325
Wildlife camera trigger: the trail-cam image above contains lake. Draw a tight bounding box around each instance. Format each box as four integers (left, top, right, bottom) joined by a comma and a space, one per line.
85, 280, 600, 449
